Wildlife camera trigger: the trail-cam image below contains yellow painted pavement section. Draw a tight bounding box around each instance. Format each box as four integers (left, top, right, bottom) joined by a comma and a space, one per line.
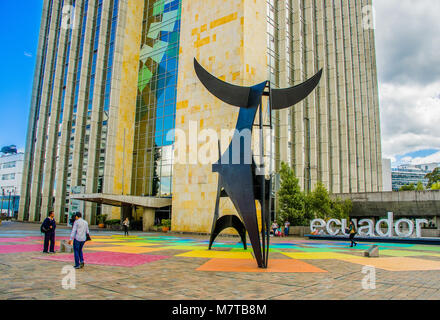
281, 252, 359, 260
90, 239, 124, 243
87, 246, 165, 254
103, 242, 161, 247
161, 245, 208, 251
379, 249, 440, 257
177, 250, 254, 260
339, 256, 440, 272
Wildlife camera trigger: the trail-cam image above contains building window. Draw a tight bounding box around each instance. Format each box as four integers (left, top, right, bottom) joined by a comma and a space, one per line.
1, 173, 15, 181
2, 162, 16, 169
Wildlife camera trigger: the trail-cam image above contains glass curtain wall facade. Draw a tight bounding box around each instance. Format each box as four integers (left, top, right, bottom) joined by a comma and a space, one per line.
132, 0, 182, 199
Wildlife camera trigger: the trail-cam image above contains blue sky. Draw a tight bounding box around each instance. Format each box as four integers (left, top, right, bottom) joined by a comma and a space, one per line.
0, 1, 43, 151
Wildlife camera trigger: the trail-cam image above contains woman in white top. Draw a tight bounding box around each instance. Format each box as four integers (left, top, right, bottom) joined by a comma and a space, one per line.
123, 217, 130, 236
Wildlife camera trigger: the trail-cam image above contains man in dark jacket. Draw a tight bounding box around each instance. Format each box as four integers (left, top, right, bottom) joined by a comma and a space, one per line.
42, 211, 56, 253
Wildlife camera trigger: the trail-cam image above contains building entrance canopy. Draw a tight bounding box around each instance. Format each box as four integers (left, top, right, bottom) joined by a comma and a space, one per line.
69, 193, 171, 208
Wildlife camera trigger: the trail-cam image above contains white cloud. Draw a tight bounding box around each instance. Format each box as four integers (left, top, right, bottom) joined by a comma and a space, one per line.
24, 51, 32, 58
374, 0, 440, 161
408, 151, 440, 165
380, 81, 440, 158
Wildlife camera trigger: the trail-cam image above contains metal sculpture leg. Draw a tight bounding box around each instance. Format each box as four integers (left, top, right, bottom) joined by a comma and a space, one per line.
209, 215, 247, 250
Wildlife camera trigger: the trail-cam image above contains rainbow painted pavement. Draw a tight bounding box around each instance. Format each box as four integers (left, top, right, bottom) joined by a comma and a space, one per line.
2, 232, 440, 273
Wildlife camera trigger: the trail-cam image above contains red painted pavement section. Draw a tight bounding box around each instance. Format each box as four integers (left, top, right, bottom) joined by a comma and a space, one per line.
34, 251, 170, 267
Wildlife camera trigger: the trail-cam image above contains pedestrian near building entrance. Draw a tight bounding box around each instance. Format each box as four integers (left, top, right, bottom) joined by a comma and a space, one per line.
123, 217, 130, 236
41, 211, 56, 253
69, 212, 90, 269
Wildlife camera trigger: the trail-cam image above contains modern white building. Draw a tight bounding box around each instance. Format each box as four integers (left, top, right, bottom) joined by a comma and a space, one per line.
391, 163, 436, 191
382, 159, 392, 192
0, 152, 24, 215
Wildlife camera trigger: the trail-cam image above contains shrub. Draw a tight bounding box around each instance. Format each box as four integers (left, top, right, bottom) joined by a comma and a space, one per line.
161, 219, 171, 228
105, 219, 121, 226
277, 162, 307, 226
97, 214, 108, 224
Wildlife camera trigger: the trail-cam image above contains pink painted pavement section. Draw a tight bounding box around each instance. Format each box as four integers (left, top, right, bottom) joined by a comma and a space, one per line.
0, 244, 60, 253
0, 238, 32, 243
34, 251, 170, 267
23, 236, 70, 241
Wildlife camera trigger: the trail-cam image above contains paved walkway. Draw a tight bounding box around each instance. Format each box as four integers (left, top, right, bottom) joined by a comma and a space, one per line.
1, 221, 440, 300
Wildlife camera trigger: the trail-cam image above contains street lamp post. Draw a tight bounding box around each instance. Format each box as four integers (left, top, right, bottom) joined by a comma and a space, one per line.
7, 190, 11, 217
0, 188, 4, 216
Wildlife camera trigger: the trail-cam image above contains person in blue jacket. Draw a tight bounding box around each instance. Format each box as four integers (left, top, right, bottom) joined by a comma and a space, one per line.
42, 211, 56, 253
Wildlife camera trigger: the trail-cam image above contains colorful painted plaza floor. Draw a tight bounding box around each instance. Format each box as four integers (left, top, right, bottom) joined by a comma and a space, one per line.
1, 221, 440, 300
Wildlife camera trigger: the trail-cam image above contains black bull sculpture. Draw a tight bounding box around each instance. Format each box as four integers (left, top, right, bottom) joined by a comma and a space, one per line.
194, 58, 322, 268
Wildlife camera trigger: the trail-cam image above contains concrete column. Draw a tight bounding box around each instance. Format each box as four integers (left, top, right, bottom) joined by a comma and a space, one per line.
368, 7, 383, 191
334, 0, 350, 194
355, 0, 372, 192
54, 0, 86, 223
315, 0, 330, 190
363, 0, 381, 192
349, 1, 365, 192
291, 0, 305, 190
70, 0, 98, 187
324, 1, 341, 193
304, 0, 318, 191
41, 0, 75, 221
277, 0, 289, 166
29, 0, 64, 222
341, 0, 358, 193
19, 0, 51, 221
142, 207, 155, 232
84, 0, 113, 224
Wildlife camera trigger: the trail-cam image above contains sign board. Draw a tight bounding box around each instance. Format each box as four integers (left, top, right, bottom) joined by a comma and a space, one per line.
69, 186, 84, 227
310, 212, 429, 238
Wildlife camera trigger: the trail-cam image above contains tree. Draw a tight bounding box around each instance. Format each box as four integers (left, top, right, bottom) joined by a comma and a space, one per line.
399, 183, 416, 191
425, 167, 440, 188
308, 181, 332, 220
431, 182, 440, 190
416, 181, 425, 191
276, 163, 352, 226
331, 198, 352, 220
277, 162, 307, 226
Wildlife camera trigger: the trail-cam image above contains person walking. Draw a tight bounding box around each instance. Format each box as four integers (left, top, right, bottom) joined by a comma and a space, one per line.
123, 217, 130, 236
348, 220, 357, 247
68, 212, 89, 269
284, 220, 291, 237
42, 211, 56, 253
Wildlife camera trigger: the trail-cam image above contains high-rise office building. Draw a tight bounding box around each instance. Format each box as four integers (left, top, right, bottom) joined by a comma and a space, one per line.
20, 0, 382, 233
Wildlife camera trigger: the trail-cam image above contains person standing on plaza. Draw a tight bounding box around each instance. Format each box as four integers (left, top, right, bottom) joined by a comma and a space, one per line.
271, 221, 279, 236
42, 211, 56, 253
123, 217, 130, 236
284, 220, 290, 237
348, 220, 357, 247
68, 212, 89, 269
